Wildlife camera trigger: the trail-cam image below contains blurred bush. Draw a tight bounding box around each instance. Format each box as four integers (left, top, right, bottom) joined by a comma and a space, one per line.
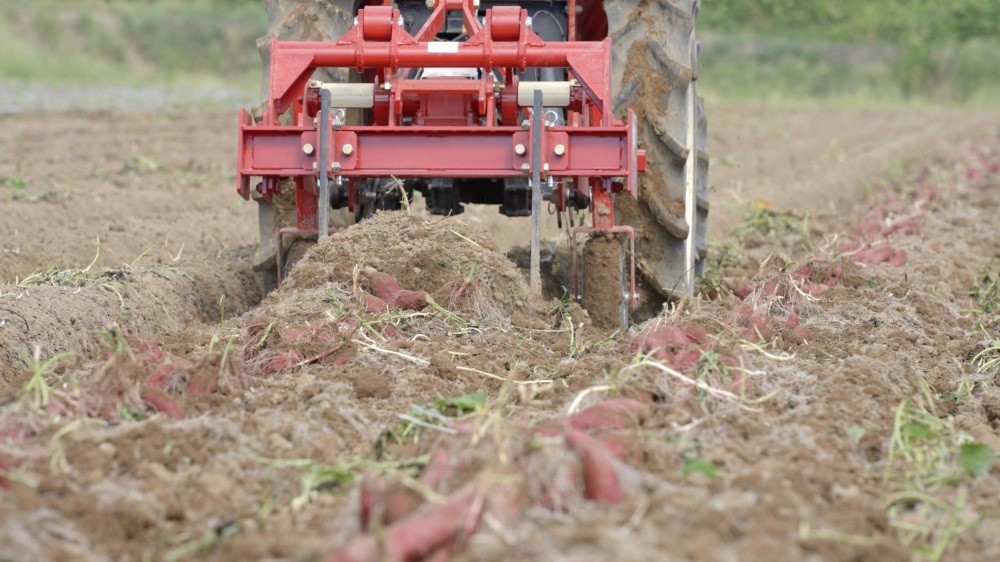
0, 0, 265, 86
0, 0, 995, 106
701, 0, 1000, 105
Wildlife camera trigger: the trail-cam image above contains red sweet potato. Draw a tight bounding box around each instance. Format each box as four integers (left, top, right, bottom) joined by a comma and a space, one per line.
882, 216, 921, 237
0, 425, 28, 491
597, 432, 634, 462
391, 289, 428, 311
423, 547, 453, 562
186, 370, 218, 395
567, 399, 649, 432
851, 245, 892, 266
361, 267, 404, 300
839, 240, 864, 254
801, 281, 831, 296
360, 268, 428, 310
0, 425, 30, 443
142, 388, 185, 419
364, 294, 390, 315
632, 325, 689, 355
362, 478, 425, 529
420, 449, 454, 488
723, 277, 754, 299
565, 429, 622, 504
791, 326, 812, 342
130, 338, 166, 365
329, 344, 356, 367
146, 364, 176, 391
262, 350, 306, 374
384, 487, 479, 562
381, 324, 406, 341
853, 213, 884, 237
670, 348, 703, 370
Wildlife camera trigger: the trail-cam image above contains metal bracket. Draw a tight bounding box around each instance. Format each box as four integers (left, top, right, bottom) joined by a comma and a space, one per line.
275, 227, 319, 284
529, 89, 543, 294
318, 89, 331, 239
571, 225, 638, 331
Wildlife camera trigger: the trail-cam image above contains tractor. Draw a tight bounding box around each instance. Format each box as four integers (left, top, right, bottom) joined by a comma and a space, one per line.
237, 0, 708, 329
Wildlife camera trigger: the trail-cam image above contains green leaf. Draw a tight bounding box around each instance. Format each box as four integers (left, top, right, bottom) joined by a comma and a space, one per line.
846, 424, 867, 443
681, 456, 720, 479
902, 421, 934, 442
307, 466, 356, 490
958, 443, 994, 478
434, 392, 487, 414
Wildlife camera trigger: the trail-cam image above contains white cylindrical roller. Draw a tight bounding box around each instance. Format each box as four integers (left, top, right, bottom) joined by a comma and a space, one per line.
517, 81, 572, 107
320, 83, 375, 108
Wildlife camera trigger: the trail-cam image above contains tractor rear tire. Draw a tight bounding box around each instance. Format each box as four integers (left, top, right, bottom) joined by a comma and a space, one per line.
603, 0, 709, 317
253, 0, 358, 293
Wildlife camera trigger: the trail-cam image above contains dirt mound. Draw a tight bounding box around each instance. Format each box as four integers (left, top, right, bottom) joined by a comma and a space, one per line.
0, 253, 260, 395
284, 212, 543, 320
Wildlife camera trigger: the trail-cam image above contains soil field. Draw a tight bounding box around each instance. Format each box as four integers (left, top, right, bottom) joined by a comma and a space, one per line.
0, 106, 998, 562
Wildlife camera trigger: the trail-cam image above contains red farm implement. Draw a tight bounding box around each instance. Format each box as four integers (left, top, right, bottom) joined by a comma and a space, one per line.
238, 0, 708, 329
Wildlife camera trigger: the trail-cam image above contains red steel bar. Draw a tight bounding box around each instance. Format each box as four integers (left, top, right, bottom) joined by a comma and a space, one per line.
264, 5, 613, 124
237, 114, 643, 199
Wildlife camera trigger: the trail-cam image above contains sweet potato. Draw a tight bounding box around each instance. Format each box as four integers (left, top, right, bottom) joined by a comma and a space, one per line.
567, 399, 649, 432
384, 487, 479, 562
882, 215, 921, 237
361, 267, 404, 299
632, 325, 688, 355
381, 323, 406, 341
363, 294, 390, 315
186, 370, 218, 395
723, 277, 754, 299
0, 424, 30, 443
597, 432, 634, 462
362, 478, 424, 528
391, 289, 429, 311
853, 212, 884, 237
146, 364, 176, 391
262, 350, 306, 374
565, 429, 622, 504
130, 338, 167, 365
141, 387, 185, 419
420, 449, 454, 488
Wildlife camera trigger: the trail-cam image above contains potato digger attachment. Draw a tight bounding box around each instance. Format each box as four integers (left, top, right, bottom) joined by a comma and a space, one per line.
237, 0, 708, 329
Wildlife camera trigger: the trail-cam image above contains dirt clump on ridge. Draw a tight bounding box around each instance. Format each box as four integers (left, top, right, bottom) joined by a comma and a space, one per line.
0, 253, 260, 394
284, 212, 545, 319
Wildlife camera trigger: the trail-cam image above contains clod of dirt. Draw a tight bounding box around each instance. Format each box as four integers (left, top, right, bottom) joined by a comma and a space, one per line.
581, 235, 628, 330
352, 369, 391, 399
430, 351, 457, 380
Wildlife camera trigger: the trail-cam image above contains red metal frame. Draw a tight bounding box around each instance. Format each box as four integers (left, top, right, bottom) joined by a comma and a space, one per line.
237, 0, 645, 306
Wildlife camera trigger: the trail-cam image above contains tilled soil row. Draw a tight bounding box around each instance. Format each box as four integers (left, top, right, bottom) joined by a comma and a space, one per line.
0, 136, 998, 561
0, 253, 260, 395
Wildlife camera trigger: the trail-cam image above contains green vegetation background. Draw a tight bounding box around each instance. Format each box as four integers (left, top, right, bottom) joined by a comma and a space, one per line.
1, 0, 997, 106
